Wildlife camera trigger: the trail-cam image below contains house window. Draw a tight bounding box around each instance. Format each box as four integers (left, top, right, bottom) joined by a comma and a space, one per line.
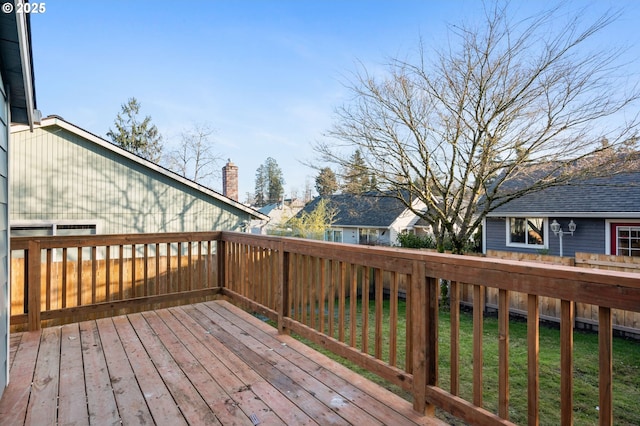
612, 224, 640, 256
359, 228, 379, 245
325, 229, 342, 243
507, 217, 545, 247
11, 223, 97, 237
10, 223, 98, 261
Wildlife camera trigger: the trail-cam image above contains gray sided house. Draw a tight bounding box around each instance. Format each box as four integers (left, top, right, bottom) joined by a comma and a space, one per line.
1, 4, 39, 397
483, 170, 640, 257
10, 116, 267, 237
298, 191, 425, 246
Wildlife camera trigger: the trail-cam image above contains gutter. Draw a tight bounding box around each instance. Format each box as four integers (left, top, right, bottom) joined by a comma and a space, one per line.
15, 11, 40, 130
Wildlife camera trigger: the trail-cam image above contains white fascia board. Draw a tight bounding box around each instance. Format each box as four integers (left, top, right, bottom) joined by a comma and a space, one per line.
15, 12, 37, 130
13, 117, 269, 221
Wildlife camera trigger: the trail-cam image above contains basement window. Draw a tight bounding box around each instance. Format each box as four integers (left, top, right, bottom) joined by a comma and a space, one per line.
11, 223, 97, 237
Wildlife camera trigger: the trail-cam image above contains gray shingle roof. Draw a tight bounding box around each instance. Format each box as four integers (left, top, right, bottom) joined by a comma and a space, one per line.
488, 171, 640, 215
298, 191, 411, 227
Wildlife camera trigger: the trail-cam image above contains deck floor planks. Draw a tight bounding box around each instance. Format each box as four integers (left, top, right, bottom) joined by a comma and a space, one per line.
212, 299, 434, 426
78, 319, 120, 424
154, 307, 286, 426
170, 305, 314, 426
3, 300, 446, 426
110, 314, 188, 426
58, 323, 89, 425
201, 301, 390, 425
24, 327, 60, 425
140, 310, 254, 426
192, 301, 378, 425
126, 312, 222, 425
95, 317, 154, 425
9, 332, 22, 370
187, 303, 351, 425
0, 330, 41, 425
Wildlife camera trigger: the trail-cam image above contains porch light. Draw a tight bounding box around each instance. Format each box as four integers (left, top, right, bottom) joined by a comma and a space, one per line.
550, 219, 577, 257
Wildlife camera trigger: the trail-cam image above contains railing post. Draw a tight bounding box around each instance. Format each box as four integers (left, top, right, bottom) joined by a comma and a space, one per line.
411, 260, 436, 415
217, 237, 226, 290
27, 239, 42, 331
277, 241, 289, 335
599, 306, 613, 426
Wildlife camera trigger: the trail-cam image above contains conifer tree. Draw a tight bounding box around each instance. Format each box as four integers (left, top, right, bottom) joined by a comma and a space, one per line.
107, 97, 163, 163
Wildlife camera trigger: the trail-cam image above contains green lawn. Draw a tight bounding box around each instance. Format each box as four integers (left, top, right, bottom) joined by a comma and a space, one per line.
289, 299, 640, 425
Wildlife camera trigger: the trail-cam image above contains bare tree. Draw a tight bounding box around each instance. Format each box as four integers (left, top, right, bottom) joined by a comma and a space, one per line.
164, 123, 223, 188
315, 2, 639, 253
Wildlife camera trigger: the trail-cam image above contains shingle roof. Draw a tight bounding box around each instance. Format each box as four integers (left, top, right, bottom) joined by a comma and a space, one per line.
298, 191, 411, 227
487, 170, 640, 215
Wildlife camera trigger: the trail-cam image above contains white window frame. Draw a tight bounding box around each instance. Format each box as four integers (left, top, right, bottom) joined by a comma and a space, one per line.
10, 220, 101, 237
606, 220, 640, 256
324, 229, 343, 243
505, 217, 548, 249
358, 228, 379, 245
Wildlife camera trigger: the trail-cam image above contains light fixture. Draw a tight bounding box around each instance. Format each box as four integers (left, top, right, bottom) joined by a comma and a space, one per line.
550, 219, 577, 257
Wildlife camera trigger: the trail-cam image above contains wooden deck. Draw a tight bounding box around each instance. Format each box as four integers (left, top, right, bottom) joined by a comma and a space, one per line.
1, 300, 444, 425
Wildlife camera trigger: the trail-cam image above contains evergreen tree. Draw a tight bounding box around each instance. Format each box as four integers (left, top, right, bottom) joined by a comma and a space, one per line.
265, 157, 284, 204
107, 97, 163, 163
253, 157, 285, 207
342, 149, 372, 194
254, 164, 267, 207
315, 167, 338, 196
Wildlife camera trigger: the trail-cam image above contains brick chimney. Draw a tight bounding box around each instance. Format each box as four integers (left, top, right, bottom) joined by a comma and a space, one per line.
222, 159, 238, 201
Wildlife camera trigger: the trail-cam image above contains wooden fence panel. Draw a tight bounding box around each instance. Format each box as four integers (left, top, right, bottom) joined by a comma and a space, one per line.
11, 255, 214, 329
481, 250, 640, 337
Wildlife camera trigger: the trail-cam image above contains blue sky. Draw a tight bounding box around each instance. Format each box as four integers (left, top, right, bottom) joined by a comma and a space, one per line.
30, 0, 640, 202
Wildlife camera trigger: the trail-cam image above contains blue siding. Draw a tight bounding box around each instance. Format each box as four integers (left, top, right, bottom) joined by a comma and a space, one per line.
486, 217, 606, 257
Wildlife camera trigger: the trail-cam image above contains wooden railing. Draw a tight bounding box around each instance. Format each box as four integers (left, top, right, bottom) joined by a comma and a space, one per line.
10, 232, 221, 329
10, 232, 640, 425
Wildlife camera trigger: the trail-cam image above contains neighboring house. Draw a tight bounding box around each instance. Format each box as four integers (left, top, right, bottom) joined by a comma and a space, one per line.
483, 168, 640, 257
9, 116, 267, 237
297, 191, 426, 246
250, 198, 304, 234
1, 4, 40, 398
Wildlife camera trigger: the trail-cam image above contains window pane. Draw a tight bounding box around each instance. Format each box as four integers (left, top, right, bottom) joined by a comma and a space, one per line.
359, 228, 378, 245
527, 218, 544, 245
510, 218, 526, 243
11, 226, 53, 237
616, 226, 640, 256
57, 224, 96, 236
334, 230, 342, 242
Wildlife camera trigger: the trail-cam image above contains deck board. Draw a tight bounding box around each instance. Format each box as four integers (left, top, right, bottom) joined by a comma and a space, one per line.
1, 300, 446, 425
58, 323, 89, 425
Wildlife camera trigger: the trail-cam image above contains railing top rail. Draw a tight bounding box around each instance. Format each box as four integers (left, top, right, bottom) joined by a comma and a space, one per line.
9, 230, 640, 311
220, 231, 415, 274
11, 231, 223, 250
221, 232, 640, 311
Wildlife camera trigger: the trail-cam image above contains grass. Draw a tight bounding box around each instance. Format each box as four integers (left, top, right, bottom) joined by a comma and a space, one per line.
284, 299, 640, 425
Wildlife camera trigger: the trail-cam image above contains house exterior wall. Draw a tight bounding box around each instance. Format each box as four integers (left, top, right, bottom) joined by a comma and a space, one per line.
485, 217, 607, 257
341, 228, 358, 244
389, 207, 423, 246
0, 70, 8, 396
10, 125, 252, 234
